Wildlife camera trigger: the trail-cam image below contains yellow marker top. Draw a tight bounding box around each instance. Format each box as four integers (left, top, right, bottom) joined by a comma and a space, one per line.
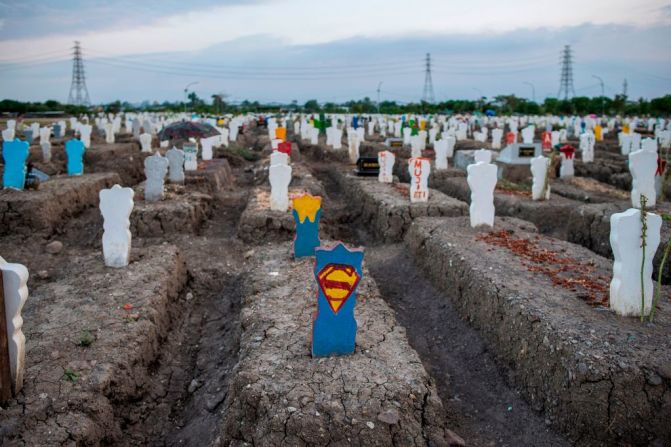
292, 194, 322, 223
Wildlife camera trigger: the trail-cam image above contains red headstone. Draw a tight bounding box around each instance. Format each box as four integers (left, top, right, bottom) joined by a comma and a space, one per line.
506, 131, 516, 144
541, 131, 552, 150
559, 145, 575, 160
277, 141, 292, 155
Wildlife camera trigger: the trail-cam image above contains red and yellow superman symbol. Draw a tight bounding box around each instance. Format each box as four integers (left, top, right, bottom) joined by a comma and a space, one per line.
317, 263, 361, 314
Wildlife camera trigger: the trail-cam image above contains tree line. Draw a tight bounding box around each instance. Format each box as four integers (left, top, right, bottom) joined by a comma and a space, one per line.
2, 93, 670, 116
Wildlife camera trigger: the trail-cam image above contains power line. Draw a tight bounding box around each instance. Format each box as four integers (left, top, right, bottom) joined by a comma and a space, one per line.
85, 58, 422, 81
67, 41, 91, 106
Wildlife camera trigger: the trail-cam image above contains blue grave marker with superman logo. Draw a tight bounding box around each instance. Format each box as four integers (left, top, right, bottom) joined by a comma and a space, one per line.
312, 242, 364, 357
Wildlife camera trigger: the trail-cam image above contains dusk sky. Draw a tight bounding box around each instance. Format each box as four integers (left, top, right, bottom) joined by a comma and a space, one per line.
0, 0, 670, 104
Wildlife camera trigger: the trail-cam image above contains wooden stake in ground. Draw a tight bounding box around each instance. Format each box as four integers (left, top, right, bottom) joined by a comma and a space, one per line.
0, 270, 13, 403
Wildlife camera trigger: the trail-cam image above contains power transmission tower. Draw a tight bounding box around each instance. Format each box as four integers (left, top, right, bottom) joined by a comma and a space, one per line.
67, 41, 91, 106
622, 78, 628, 97
557, 45, 575, 100
422, 53, 435, 103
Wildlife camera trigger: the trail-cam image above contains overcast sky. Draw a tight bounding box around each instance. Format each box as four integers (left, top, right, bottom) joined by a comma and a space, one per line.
0, 0, 670, 104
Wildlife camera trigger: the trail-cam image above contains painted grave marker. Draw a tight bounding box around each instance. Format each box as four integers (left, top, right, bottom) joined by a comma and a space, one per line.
2, 140, 29, 190
378, 150, 395, 183
408, 157, 430, 202
183, 144, 198, 171
292, 194, 322, 258
65, 139, 85, 176
312, 242, 364, 357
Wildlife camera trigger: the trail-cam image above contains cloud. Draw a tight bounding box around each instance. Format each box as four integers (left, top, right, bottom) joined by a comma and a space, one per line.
0, 2, 669, 103
1, 0, 670, 60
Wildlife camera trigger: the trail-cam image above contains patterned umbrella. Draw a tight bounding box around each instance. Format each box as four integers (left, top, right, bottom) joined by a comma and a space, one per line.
157, 121, 220, 141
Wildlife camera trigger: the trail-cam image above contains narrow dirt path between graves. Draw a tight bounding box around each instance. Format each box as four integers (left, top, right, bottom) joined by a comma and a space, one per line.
310, 161, 571, 447
117, 173, 253, 445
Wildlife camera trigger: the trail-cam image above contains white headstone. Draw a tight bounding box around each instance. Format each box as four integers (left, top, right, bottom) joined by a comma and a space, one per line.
641, 137, 658, 153
581, 133, 595, 163
348, 133, 360, 164
474, 149, 492, 164
530, 156, 550, 200
491, 128, 503, 149
79, 124, 92, 148
521, 126, 535, 144
39, 127, 51, 145
201, 136, 217, 160
629, 149, 657, 209
99, 185, 135, 268
41, 142, 52, 163
270, 151, 289, 166
0, 256, 29, 395
610, 208, 661, 316
402, 127, 412, 145
410, 135, 423, 158
560, 151, 575, 178
183, 144, 198, 171
408, 157, 431, 203
446, 135, 456, 158
269, 164, 292, 211
1, 129, 14, 141
139, 133, 153, 153
434, 139, 449, 170
105, 122, 115, 144
166, 147, 185, 184
467, 161, 497, 227
310, 127, 319, 145
378, 150, 395, 183
144, 153, 169, 202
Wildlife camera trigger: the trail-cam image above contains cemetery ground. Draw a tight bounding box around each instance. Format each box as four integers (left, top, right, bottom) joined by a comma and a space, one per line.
0, 121, 670, 446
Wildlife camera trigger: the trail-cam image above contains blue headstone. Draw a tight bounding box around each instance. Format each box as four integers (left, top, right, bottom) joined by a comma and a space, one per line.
312, 242, 364, 357
352, 116, 359, 129
292, 194, 321, 258
53, 124, 62, 139
2, 139, 30, 190
65, 139, 85, 176
23, 129, 33, 142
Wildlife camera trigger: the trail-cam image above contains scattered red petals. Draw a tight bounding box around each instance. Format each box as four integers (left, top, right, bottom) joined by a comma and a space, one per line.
477, 230, 609, 306
122, 303, 134, 311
